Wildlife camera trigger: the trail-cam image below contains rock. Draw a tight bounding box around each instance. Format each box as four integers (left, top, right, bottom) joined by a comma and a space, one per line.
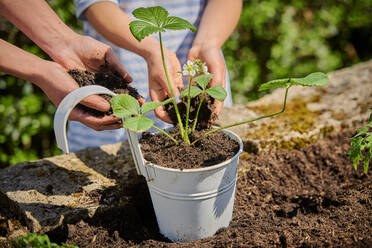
0, 141, 136, 233
217, 60, 372, 152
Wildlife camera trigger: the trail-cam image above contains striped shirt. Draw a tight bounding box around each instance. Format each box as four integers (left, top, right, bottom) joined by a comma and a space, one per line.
69, 0, 233, 152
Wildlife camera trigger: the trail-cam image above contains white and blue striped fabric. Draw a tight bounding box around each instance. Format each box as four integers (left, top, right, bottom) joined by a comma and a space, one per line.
69, 0, 233, 152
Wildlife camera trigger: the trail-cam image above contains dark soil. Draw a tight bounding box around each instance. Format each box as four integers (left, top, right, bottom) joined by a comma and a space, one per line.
68, 69, 141, 116
43, 130, 371, 247
164, 92, 217, 129
140, 129, 240, 169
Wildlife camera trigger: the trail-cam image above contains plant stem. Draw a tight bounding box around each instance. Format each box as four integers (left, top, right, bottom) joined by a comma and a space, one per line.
158, 32, 188, 143
192, 90, 206, 131
184, 76, 193, 144
152, 125, 179, 145
191, 86, 292, 145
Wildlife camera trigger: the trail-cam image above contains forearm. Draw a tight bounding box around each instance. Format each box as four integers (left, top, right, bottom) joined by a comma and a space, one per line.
0, 39, 50, 86
84, 1, 159, 59
0, 0, 78, 59
193, 0, 242, 49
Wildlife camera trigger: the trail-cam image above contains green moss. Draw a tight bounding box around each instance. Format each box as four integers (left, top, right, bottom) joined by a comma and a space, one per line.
246, 96, 321, 140
244, 95, 336, 152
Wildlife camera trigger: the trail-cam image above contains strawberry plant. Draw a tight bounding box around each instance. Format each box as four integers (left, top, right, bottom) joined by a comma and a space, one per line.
348, 109, 372, 174
111, 6, 328, 146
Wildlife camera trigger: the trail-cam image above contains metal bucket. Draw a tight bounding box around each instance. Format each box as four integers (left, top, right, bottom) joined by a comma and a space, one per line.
54, 85, 243, 242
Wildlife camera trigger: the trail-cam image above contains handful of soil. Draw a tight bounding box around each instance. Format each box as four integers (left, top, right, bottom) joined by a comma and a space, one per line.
164, 91, 217, 130
68, 69, 142, 117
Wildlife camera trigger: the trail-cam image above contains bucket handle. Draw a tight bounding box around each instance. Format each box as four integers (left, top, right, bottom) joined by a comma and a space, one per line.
53, 85, 144, 175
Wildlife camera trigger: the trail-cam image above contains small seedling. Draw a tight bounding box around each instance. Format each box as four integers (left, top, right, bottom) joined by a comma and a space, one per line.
111, 6, 328, 146
348, 109, 372, 174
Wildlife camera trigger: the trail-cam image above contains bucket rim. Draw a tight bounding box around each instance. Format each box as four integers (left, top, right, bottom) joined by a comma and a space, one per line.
142, 129, 243, 173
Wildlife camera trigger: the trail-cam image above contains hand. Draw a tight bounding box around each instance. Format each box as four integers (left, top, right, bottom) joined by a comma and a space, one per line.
40, 61, 123, 131
188, 45, 226, 116
48, 34, 137, 130
145, 47, 183, 123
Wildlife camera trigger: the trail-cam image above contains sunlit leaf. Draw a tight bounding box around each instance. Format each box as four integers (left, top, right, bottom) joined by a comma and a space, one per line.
123, 115, 153, 132
111, 94, 140, 118
132, 6, 169, 26
259, 72, 328, 91
193, 74, 213, 90
259, 78, 291, 91
129, 21, 164, 41
206, 85, 227, 101
141, 98, 172, 114
291, 72, 328, 87
180, 86, 202, 98
163, 16, 196, 32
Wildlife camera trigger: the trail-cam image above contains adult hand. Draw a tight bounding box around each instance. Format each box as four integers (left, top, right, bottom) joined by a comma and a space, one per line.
42, 61, 123, 131
49, 34, 143, 129
51, 35, 132, 82
188, 45, 226, 116
145, 47, 183, 123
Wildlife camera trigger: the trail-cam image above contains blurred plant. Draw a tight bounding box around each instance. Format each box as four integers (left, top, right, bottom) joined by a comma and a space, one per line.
0, 0, 80, 168
348, 110, 372, 174
223, 0, 372, 103
11, 233, 78, 248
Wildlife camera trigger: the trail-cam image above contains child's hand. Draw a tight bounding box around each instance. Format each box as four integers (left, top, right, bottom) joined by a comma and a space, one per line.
145, 47, 183, 123
188, 45, 226, 117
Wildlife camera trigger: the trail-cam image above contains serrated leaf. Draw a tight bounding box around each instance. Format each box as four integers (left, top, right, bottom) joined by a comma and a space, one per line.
111, 94, 140, 118
193, 74, 213, 90
259, 72, 328, 91
348, 136, 363, 170
206, 85, 227, 101
291, 72, 328, 87
141, 99, 171, 114
132, 6, 168, 26
163, 16, 196, 32
180, 86, 202, 98
364, 147, 372, 173
259, 78, 291, 91
129, 21, 164, 41
353, 126, 369, 138
123, 115, 153, 132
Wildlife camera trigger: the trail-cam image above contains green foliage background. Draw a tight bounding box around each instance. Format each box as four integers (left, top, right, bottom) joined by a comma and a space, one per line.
1, 0, 372, 167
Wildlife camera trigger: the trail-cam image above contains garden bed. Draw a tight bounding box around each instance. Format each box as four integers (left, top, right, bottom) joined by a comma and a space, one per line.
37, 129, 371, 247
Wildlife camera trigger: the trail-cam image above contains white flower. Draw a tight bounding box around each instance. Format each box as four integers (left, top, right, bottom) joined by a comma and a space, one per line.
182, 60, 197, 76
202, 64, 208, 74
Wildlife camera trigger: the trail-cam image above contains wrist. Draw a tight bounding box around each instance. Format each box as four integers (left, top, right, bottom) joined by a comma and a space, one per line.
41, 30, 80, 60
133, 37, 161, 61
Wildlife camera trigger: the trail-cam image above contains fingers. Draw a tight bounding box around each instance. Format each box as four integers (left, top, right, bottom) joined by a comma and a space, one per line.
154, 107, 173, 124
149, 86, 173, 124
105, 48, 133, 83
79, 95, 111, 112
69, 109, 123, 131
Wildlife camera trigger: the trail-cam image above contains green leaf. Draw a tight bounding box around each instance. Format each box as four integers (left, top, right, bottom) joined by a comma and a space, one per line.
348, 136, 363, 170
123, 115, 153, 132
206, 85, 227, 101
259, 78, 290, 91
132, 6, 169, 26
180, 86, 202, 98
259, 72, 328, 91
111, 94, 140, 118
364, 147, 372, 173
129, 21, 164, 41
141, 98, 172, 114
291, 72, 328, 87
193, 74, 213, 90
163, 16, 196, 32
